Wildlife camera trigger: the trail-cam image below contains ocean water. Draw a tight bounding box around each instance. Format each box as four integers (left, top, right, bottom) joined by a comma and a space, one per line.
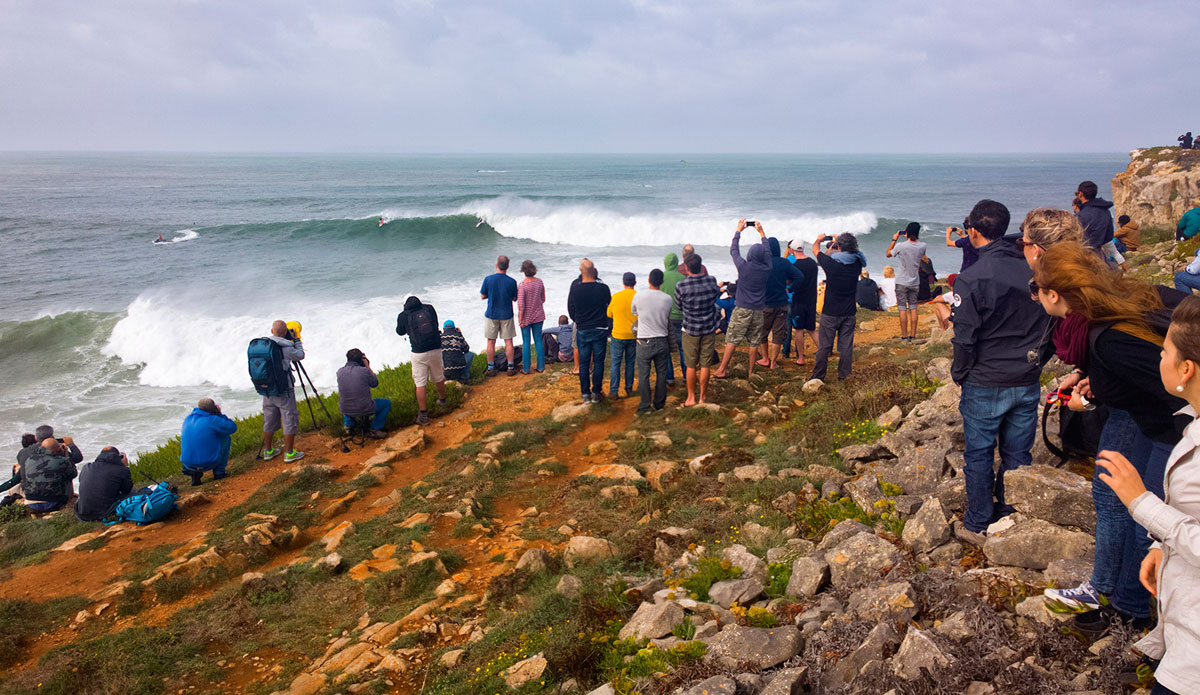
0, 152, 1126, 462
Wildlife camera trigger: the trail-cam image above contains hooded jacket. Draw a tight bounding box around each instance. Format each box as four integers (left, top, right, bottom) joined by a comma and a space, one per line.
764, 238, 805, 307
74, 448, 133, 522
730, 232, 772, 311
336, 361, 380, 418
180, 407, 238, 466
950, 237, 1048, 387
1076, 197, 1115, 248
661, 254, 685, 321
1115, 220, 1141, 250
396, 297, 441, 354
20, 446, 77, 504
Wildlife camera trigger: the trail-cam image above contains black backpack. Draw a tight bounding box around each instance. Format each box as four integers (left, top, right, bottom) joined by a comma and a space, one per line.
1042, 399, 1109, 464
543, 333, 561, 363
408, 307, 439, 346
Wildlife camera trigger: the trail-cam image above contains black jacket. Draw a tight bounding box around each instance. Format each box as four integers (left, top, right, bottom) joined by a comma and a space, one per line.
567, 281, 612, 331
17, 439, 82, 466
396, 297, 441, 354
950, 237, 1048, 387
74, 449, 133, 522
1087, 327, 1186, 444
1077, 198, 1115, 248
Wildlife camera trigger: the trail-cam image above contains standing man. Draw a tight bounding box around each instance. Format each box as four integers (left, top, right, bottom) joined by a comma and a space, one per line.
1074, 181, 1124, 269
713, 219, 772, 380
885, 222, 927, 341
397, 296, 448, 426
679, 245, 707, 276
758, 237, 805, 369
674, 253, 721, 406
631, 268, 674, 413
788, 240, 820, 366
949, 200, 1049, 545
180, 398, 239, 485
809, 233, 864, 382
336, 349, 391, 438
607, 272, 638, 398
567, 260, 611, 403
661, 253, 686, 386
480, 255, 518, 377
260, 320, 305, 463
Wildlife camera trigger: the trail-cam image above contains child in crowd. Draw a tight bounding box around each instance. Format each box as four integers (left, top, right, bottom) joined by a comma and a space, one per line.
1094, 294, 1200, 695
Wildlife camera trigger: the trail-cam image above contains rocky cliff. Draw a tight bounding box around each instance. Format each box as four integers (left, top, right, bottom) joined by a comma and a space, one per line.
1112, 146, 1200, 233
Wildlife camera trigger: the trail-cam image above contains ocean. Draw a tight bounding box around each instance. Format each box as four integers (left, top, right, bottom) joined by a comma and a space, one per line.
0, 152, 1126, 462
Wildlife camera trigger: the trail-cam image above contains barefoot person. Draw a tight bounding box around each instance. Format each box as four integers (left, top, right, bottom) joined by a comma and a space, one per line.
714, 219, 771, 379
674, 253, 721, 405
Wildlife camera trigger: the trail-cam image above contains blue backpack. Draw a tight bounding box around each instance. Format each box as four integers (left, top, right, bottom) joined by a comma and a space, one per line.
248, 337, 290, 397
109, 484, 178, 525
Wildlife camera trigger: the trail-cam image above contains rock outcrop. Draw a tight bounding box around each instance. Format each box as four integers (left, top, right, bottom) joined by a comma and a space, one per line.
1112, 147, 1200, 233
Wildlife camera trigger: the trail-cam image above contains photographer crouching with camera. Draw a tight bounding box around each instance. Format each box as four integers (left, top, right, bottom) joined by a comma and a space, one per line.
259, 320, 306, 463
337, 349, 391, 439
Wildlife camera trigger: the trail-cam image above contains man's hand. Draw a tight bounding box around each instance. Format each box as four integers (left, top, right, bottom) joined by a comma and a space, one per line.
362, 357, 371, 370
1140, 548, 1162, 597
755, 221, 765, 237
737, 218, 746, 233
120, 453, 129, 466
1076, 377, 1093, 399
61, 436, 73, 446
1065, 393, 1090, 412
1096, 450, 1150, 506
893, 231, 902, 241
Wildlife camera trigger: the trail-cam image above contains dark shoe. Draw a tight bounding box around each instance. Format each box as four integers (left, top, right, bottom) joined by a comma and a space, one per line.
1071, 606, 1155, 642
213, 473, 227, 481
635, 408, 651, 417
486, 367, 497, 377
592, 392, 605, 404
367, 429, 388, 439
507, 367, 517, 377
189, 471, 203, 486
417, 412, 430, 426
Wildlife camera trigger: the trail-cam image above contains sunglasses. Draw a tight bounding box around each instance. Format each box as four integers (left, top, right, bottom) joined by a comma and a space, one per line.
1015, 238, 1040, 251
1029, 280, 1040, 294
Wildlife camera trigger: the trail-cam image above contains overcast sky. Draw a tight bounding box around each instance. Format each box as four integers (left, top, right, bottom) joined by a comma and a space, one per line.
1, 1, 1195, 153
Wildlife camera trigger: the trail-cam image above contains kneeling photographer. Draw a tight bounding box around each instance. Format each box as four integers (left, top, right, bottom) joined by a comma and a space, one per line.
337, 349, 391, 439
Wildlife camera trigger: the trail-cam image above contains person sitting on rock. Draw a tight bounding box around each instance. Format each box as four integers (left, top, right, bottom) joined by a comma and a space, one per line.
21, 438, 78, 513
74, 447, 133, 521
181, 398, 239, 485
1114, 214, 1140, 253
440, 321, 474, 383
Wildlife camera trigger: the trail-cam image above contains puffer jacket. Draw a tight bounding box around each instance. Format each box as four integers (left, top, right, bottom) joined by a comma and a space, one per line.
20, 446, 77, 503
1129, 405, 1200, 694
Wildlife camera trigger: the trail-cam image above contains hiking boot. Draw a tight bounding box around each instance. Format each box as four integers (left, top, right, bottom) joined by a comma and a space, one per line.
417, 412, 430, 425
1071, 606, 1155, 642
367, 429, 388, 439
189, 471, 204, 486
486, 366, 497, 377
507, 367, 517, 377
213, 473, 227, 481
1044, 580, 1102, 610
283, 450, 305, 463
592, 392, 605, 404
261, 447, 281, 461
952, 520, 987, 547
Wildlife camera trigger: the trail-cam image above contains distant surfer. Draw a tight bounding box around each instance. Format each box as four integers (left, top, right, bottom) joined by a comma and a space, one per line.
378, 217, 385, 227
155, 234, 165, 243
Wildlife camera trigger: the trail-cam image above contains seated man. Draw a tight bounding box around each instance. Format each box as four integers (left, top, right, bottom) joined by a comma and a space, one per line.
440, 321, 475, 383
18, 424, 82, 467
542, 315, 575, 364
21, 438, 78, 513
74, 447, 133, 521
1, 434, 36, 503
337, 349, 391, 437
180, 398, 239, 485
856, 270, 884, 311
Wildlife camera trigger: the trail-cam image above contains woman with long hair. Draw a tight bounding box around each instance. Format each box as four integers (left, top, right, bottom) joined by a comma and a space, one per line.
516, 260, 546, 374
1032, 241, 1185, 639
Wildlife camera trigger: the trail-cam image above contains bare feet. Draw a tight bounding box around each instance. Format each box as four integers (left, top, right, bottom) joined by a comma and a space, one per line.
793, 359, 805, 366
570, 369, 579, 375
755, 359, 770, 367
683, 398, 697, 406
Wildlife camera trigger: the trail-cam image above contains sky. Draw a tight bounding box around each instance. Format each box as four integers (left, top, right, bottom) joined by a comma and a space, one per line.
0, 0, 1196, 153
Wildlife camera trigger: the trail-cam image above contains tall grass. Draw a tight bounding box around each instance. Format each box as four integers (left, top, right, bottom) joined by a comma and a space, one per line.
132, 354, 488, 481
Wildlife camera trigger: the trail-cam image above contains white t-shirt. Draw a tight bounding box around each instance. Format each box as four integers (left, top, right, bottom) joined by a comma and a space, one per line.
879, 277, 897, 309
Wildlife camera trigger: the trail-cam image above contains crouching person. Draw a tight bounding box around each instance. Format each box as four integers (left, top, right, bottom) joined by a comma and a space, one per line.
180, 398, 238, 486
21, 438, 78, 513
75, 447, 133, 522
337, 349, 391, 438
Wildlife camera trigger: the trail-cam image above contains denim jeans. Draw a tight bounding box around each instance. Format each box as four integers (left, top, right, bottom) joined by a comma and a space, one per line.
1174, 271, 1200, 294
664, 320, 684, 383
1111, 437, 1173, 618
577, 327, 609, 396
959, 382, 1040, 532
342, 398, 392, 433
521, 321, 545, 372
609, 337, 636, 394
636, 337, 670, 411
1090, 409, 1146, 596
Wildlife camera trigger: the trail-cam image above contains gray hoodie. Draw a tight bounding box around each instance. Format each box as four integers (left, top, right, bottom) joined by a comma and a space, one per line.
730, 232, 772, 311
268, 335, 305, 387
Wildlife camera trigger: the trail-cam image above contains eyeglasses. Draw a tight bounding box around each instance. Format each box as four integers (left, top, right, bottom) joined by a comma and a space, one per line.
1015, 238, 1040, 251
1028, 280, 1040, 294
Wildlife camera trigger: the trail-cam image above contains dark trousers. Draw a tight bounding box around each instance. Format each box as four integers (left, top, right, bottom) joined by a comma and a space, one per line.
577, 327, 609, 396
636, 336, 669, 412
665, 319, 684, 382
810, 313, 856, 381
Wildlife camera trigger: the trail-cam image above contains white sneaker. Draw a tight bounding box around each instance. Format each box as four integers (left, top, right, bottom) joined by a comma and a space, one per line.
283, 450, 306, 463
1044, 581, 1102, 610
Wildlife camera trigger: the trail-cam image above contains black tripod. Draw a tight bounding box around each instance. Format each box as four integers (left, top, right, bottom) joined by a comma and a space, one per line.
293, 361, 351, 453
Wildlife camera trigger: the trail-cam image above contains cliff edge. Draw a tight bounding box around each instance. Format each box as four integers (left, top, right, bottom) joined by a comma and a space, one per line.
1112, 146, 1200, 233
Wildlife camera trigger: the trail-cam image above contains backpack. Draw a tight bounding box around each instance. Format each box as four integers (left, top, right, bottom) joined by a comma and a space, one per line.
408, 308, 439, 348
248, 337, 290, 397
108, 483, 178, 525
1041, 399, 1109, 464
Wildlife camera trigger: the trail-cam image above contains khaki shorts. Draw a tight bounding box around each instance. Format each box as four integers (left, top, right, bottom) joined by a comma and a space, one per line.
725, 307, 763, 347
263, 392, 299, 435
411, 349, 445, 388
760, 305, 789, 345
682, 332, 717, 369
483, 317, 516, 340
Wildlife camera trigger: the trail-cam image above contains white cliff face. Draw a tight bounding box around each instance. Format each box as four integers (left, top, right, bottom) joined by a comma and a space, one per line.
1112, 147, 1200, 232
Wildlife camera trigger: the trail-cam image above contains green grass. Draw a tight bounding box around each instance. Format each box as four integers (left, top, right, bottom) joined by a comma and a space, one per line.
0, 513, 94, 571
676, 556, 741, 602
0, 597, 90, 669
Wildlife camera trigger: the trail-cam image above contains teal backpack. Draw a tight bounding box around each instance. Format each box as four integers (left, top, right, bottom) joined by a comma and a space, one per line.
108, 483, 178, 525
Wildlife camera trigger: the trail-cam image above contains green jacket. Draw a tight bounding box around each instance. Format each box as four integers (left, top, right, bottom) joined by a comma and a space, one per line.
20, 447, 77, 503
1179, 207, 1200, 240
662, 254, 685, 321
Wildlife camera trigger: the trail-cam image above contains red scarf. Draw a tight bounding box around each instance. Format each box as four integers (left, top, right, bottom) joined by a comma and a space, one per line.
1053, 312, 1090, 366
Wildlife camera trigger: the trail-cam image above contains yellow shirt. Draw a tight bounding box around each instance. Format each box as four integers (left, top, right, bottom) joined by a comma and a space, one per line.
607, 288, 637, 340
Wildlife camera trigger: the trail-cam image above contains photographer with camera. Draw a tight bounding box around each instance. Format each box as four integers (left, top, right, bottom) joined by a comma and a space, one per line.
886, 222, 927, 341
17, 425, 82, 468
809, 231, 865, 382
713, 219, 771, 380
259, 320, 306, 463
181, 398, 238, 485
337, 349, 391, 438
74, 447, 134, 521
1179, 132, 1193, 150
945, 218, 979, 272
21, 437, 77, 513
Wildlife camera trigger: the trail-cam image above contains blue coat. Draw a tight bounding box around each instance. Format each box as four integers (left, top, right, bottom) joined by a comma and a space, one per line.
180, 408, 238, 466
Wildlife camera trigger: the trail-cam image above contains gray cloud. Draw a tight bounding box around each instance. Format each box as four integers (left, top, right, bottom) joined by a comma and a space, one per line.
0, 0, 1195, 151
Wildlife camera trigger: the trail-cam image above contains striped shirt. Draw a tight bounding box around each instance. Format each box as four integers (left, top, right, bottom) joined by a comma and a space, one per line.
674, 273, 721, 336
516, 277, 546, 327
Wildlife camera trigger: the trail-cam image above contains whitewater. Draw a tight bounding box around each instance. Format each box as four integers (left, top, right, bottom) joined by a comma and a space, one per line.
0, 152, 1126, 462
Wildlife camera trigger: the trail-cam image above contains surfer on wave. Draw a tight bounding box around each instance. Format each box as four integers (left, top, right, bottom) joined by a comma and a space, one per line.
155, 234, 165, 243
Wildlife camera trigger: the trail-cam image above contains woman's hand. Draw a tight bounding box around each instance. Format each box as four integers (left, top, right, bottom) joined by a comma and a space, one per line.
1140, 548, 1162, 597
1059, 371, 1083, 391
1066, 393, 1089, 412
1096, 450, 1150, 506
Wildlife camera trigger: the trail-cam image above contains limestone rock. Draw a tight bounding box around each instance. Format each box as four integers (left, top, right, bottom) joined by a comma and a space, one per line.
687, 453, 714, 474
647, 431, 673, 448
802, 378, 824, 393
785, 556, 828, 599
720, 544, 768, 583
361, 427, 426, 467
1045, 558, 1093, 588
815, 519, 873, 552
760, 667, 808, 695
893, 627, 953, 680
515, 548, 552, 574
876, 442, 951, 495
320, 521, 355, 551
581, 464, 643, 482
564, 536, 617, 567
584, 440, 619, 456
320, 491, 359, 521
556, 574, 583, 598
617, 600, 684, 641
1005, 465, 1096, 531
642, 460, 680, 492
1112, 148, 1200, 233
502, 653, 548, 690
820, 623, 900, 690
732, 464, 770, 482
926, 357, 952, 383
836, 443, 885, 464
708, 624, 803, 669
845, 474, 886, 512
983, 517, 1095, 570
708, 577, 765, 608
684, 676, 737, 695
825, 533, 901, 588
902, 498, 951, 553
847, 580, 918, 623
877, 405, 904, 429
552, 402, 591, 422
440, 649, 464, 668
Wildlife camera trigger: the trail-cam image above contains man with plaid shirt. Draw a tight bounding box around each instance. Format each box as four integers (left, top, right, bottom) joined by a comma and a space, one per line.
674, 253, 722, 405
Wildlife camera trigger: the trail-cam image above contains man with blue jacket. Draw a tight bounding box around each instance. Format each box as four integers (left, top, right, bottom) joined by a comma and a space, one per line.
181, 398, 238, 485
758, 237, 805, 370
